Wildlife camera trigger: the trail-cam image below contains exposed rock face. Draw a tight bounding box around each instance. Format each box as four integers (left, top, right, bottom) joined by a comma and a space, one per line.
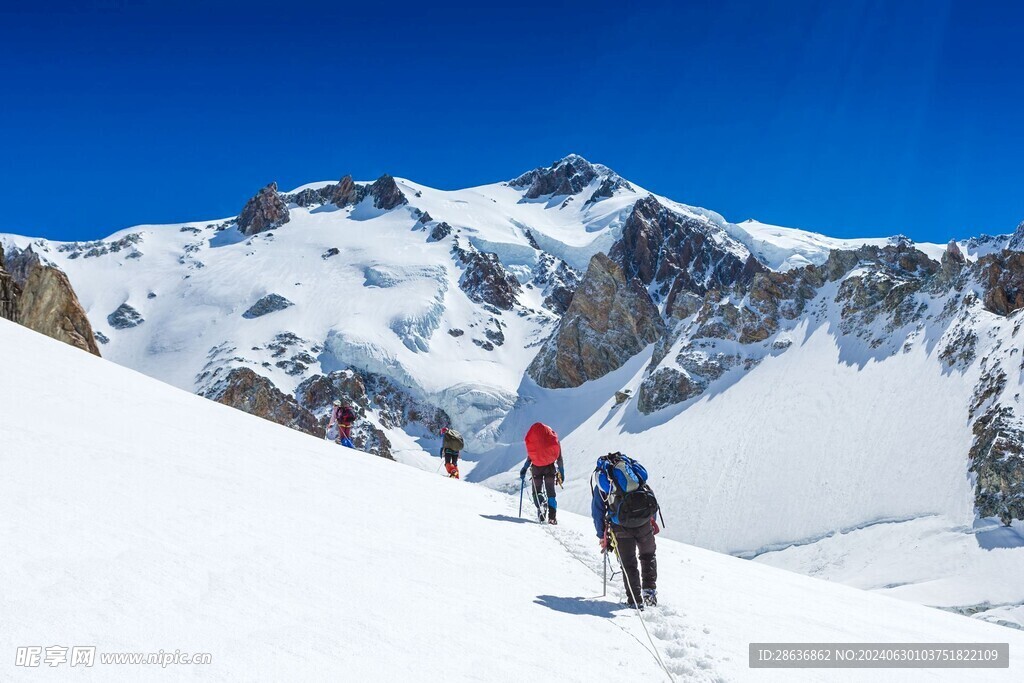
428, 222, 453, 242
453, 243, 521, 311
237, 182, 290, 236
368, 174, 407, 210
510, 154, 601, 199
610, 196, 765, 316
0, 246, 17, 321
585, 174, 634, 206
56, 233, 143, 260
1007, 221, 1024, 252
0, 246, 100, 355
204, 367, 321, 436
937, 239, 967, 285
3, 245, 43, 284
978, 250, 1024, 316
242, 294, 294, 319
330, 174, 365, 207
528, 253, 664, 388
637, 367, 703, 414
296, 368, 451, 459
283, 175, 368, 209
15, 266, 102, 355
970, 406, 1024, 525
533, 252, 581, 315
107, 303, 144, 329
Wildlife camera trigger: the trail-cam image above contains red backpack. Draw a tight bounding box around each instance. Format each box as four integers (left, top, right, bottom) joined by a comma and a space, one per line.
525, 422, 561, 466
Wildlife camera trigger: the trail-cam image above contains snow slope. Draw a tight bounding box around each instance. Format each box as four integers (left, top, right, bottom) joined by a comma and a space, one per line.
754, 516, 1024, 630
486, 278, 978, 556
5, 319, 1024, 681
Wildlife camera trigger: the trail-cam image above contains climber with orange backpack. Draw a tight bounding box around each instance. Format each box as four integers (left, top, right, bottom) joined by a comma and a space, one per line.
519, 422, 565, 525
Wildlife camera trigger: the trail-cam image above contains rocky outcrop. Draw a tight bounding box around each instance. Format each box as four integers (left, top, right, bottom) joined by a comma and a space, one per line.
204, 367, 321, 436
453, 243, 521, 311
637, 367, 704, 414
528, 253, 664, 388
610, 196, 765, 316
1, 246, 100, 355
533, 252, 580, 315
107, 303, 144, 329
56, 233, 143, 260
1007, 221, 1024, 252
0, 245, 17, 321
296, 368, 451, 459
585, 174, 634, 206
328, 174, 366, 207
17, 266, 102, 354
428, 222, 453, 242
511, 154, 601, 199
237, 182, 290, 236
242, 294, 294, 319
970, 406, 1024, 525
283, 175, 368, 209
368, 174, 407, 210
977, 250, 1024, 316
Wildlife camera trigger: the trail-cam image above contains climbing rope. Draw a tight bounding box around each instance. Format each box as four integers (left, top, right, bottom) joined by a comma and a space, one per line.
609, 528, 675, 682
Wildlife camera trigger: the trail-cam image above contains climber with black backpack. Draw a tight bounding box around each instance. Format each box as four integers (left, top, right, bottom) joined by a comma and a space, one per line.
439, 427, 464, 479
592, 452, 660, 609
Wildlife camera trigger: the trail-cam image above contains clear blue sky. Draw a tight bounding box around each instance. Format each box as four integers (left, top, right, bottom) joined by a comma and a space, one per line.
2, 0, 1023, 243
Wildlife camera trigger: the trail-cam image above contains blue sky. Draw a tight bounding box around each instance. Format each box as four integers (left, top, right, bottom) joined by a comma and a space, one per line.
2, 0, 1023, 243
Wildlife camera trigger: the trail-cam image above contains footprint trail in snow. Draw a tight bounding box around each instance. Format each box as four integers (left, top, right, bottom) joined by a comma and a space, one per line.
509, 495, 727, 682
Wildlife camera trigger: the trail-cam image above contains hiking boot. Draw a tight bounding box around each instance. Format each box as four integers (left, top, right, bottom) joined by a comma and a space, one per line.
548, 518, 558, 525
625, 599, 644, 611
642, 589, 658, 607
548, 508, 557, 524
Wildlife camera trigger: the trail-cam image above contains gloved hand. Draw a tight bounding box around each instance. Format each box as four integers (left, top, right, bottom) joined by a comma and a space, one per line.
519, 470, 527, 481
651, 518, 660, 535
555, 470, 564, 486
599, 535, 611, 552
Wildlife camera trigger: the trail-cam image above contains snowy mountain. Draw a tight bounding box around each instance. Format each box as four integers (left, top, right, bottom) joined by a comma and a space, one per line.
4, 317, 1024, 682
5, 154, 1024, 630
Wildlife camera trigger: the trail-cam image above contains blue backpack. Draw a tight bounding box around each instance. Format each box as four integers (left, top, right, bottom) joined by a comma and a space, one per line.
596, 453, 659, 527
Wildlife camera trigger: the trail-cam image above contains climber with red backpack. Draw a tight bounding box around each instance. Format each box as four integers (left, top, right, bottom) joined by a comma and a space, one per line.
329, 399, 356, 448
439, 427, 464, 478
592, 452, 661, 609
519, 422, 565, 525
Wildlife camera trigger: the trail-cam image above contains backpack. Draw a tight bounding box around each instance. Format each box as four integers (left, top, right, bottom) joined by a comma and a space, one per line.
596, 453, 659, 528
442, 428, 465, 452
524, 422, 560, 466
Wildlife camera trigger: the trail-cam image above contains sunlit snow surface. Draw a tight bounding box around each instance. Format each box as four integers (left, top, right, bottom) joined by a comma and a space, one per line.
4, 318, 1024, 681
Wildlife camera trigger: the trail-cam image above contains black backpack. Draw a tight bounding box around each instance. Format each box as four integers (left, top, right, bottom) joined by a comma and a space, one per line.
597, 453, 659, 527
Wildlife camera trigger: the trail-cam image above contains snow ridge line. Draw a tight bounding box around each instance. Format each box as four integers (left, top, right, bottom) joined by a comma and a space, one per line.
508, 496, 724, 682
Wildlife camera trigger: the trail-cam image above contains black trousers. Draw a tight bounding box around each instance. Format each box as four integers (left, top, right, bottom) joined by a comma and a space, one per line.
530, 464, 557, 517
612, 522, 657, 604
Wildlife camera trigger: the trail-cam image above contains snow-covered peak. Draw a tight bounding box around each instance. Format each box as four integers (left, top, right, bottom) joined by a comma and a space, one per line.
508, 153, 634, 203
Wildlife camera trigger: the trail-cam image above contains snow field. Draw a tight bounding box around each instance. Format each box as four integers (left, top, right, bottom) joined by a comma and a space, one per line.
4, 319, 1024, 681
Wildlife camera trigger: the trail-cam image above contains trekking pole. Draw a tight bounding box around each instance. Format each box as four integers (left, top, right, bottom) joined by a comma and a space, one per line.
602, 551, 608, 597
658, 508, 666, 530
518, 477, 525, 518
